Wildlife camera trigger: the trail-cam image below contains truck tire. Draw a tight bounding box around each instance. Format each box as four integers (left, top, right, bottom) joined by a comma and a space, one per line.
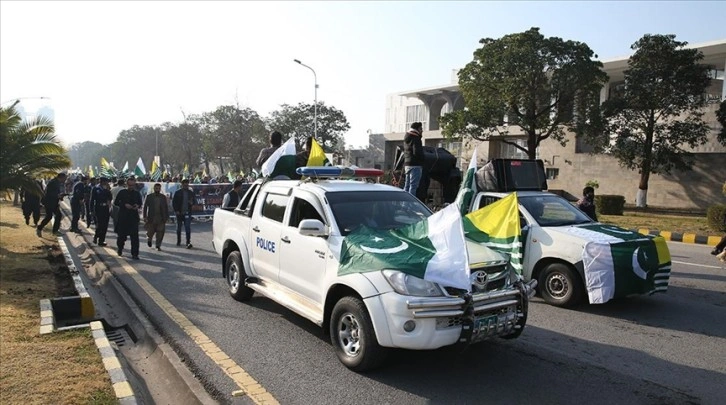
225, 251, 254, 302
538, 263, 584, 307
329, 297, 388, 372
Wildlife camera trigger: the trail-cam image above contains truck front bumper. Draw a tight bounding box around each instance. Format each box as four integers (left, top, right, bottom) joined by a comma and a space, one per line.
365, 280, 537, 350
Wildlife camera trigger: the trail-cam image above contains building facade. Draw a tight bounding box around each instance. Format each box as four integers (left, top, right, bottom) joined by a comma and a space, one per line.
382, 39, 726, 209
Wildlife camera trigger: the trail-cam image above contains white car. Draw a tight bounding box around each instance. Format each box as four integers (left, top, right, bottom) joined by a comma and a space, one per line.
212, 175, 537, 371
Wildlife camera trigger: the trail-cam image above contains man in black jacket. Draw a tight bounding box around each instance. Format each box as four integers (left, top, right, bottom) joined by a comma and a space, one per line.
114, 176, 143, 259
70, 176, 88, 233
403, 122, 424, 197
172, 179, 196, 248
37, 172, 67, 237
21, 181, 43, 227
222, 180, 243, 209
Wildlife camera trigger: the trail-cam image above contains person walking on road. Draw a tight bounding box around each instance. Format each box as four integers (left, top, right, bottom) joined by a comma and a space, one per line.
70, 176, 88, 233
36, 172, 68, 237
21, 181, 43, 227
403, 122, 424, 197
711, 214, 726, 262
114, 176, 142, 259
172, 178, 195, 249
222, 180, 243, 208
84, 177, 96, 226
91, 177, 113, 246
577, 186, 598, 222
143, 183, 169, 251
256, 130, 282, 168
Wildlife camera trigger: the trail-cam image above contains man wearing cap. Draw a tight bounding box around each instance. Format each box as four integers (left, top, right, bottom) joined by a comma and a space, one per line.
91, 177, 113, 246
83, 177, 97, 226
70, 176, 89, 233
36, 172, 68, 236
114, 176, 143, 259
143, 183, 169, 251
172, 179, 195, 248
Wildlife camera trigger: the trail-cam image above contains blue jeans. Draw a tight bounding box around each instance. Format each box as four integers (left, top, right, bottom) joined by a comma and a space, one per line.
176, 212, 192, 244
403, 166, 422, 195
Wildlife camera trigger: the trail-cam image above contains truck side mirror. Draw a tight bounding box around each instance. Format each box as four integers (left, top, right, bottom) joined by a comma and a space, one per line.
298, 219, 328, 238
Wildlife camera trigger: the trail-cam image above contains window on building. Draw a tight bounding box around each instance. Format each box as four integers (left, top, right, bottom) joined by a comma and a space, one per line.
545, 168, 559, 180
405, 104, 427, 130
500, 139, 532, 160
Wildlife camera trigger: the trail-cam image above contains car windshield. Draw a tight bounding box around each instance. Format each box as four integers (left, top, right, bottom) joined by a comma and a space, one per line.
519, 195, 594, 227
326, 191, 431, 236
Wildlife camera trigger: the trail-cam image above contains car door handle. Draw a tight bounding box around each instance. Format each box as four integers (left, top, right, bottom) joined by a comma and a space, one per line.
281, 236, 290, 243
252, 226, 260, 233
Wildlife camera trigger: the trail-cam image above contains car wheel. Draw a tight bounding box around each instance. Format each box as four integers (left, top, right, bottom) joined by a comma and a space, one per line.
538, 263, 584, 307
329, 296, 388, 371
225, 251, 254, 302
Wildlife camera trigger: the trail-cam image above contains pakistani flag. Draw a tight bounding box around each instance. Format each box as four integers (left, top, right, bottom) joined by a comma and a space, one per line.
134, 157, 146, 177
307, 138, 332, 167
100, 157, 116, 178
455, 147, 478, 215
463, 193, 523, 274
570, 224, 671, 304
149, 160, 162, 181
121, 161, 129, 174
261, 137, 297, 178
193, 174, 201, 184
339, 204, 471, 290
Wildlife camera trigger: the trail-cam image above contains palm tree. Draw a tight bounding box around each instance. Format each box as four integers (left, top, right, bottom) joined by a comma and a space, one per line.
0, 105, 70, 200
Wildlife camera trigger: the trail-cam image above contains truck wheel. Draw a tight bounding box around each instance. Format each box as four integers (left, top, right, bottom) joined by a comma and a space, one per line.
538, 263, 584, 307
225, 251, 254, 302
329, 297, 388, 372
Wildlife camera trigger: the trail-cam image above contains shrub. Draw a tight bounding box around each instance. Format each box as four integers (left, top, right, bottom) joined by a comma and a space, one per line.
706, 204, 726, 232
585, 179, 599, 189
596, 195, 625, 215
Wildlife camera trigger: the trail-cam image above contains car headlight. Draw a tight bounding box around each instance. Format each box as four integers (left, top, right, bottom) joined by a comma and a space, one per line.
382, 270, 444, 297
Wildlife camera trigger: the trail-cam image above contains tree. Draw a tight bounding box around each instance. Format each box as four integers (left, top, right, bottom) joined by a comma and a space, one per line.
68, 141, 106, 171
717, 100, 726, 145
267, 102, 350, 153
440, 27, 608, 159
596, 34, 714, 207
199, 105, 267, 175
0, 105, 70, 197
160, 119, 204, 176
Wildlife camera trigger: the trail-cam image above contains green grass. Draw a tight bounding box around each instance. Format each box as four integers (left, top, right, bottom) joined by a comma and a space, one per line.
600, 212, 715, 235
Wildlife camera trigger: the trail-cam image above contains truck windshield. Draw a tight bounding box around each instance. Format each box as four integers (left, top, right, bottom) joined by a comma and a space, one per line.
519, 195, 594, 227
326, 191, 431, 236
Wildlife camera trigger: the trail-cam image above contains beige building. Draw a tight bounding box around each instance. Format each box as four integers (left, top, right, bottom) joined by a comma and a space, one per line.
382, 39, 726, 209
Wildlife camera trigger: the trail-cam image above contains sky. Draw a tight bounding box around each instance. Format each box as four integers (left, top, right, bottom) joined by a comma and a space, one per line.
2, 1, 725, 149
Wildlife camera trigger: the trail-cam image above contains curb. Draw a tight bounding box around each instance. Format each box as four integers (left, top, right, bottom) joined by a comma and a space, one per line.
91, 321, 137, 404
633, 228, 722, 246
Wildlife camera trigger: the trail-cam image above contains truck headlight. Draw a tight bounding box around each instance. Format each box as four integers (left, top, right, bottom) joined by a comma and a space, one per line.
382, 270, 444, 297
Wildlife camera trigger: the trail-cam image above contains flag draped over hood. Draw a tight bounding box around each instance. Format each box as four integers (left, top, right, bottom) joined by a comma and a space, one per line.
261, 137, 297, 178
307, 138, 331, 167
455, 147, 478, 215
338, 204, 471, 291
569, 224, 671, 303
463, 193, 523, 274
134, 157, 146, 177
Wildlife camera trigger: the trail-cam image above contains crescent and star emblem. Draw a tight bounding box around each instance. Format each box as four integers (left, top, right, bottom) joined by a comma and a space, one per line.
360, 236, 409, 254
631, 247, 648, 280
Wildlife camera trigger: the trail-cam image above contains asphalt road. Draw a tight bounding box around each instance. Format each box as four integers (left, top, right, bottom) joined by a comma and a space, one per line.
95, 221, 725, 405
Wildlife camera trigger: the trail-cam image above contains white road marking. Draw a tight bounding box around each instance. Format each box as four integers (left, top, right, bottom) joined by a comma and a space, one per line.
672, 260, 724, 269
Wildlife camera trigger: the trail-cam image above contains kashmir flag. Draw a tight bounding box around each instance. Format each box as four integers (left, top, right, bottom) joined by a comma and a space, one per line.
463, 193, 523, 274
182, 164, 190, 179
88, 166, 95, 178
307, 138, 332, 167
261, 137, 297, 178
100, 158, 116, 178
149, 160, 162, 181
455, 147, 478, 215
569, 224, 671, 304
338, 204, 471, 290
134, 157, 146, 177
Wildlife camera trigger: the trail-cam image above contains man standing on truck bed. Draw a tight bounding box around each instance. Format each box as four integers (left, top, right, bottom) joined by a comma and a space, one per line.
256, 130, 282, 168
403, 122, 424, 197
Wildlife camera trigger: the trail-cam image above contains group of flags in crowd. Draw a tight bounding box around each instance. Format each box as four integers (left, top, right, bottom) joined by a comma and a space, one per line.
83, 157, 241, 184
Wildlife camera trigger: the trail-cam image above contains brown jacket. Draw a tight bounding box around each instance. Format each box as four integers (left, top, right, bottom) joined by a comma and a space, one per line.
143, 193, 169, 223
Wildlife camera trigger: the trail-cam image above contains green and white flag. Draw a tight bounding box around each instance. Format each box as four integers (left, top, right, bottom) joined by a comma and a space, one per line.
455, 146, 477, 215
121, 161, 129, 174
568, 224, 671, 304
134, 157, 146, 177
261, 137, 297, 179
463, 192, 523, 274
149, 160, 162, 181
339, 204, 471, 290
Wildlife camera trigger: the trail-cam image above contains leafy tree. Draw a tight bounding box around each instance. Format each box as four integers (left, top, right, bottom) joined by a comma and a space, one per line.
160, 119, 204, 176
440, 27, 608, 159
717, 100, 726, 145
596, 34, 714, 207
0, 105, 70, 197
268, 102, 350, 152
68, 141, 106, 171
199, 105, 267, 175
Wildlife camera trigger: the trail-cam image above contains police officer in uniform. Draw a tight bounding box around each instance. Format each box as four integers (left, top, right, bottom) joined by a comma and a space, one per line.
84, 177, 96, 226
114, 176, 142, 259
91, 177, 113, 246
70, 176, 88, 233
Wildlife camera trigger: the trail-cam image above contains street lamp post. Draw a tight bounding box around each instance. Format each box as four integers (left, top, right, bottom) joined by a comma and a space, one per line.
293, 59, 318, 139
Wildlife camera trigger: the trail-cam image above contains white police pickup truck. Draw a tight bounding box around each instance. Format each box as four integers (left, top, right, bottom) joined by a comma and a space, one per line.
212, 168, 537, 371
468, 159, 671, 308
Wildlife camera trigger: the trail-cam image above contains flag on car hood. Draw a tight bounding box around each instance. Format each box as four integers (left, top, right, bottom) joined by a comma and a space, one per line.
262, 137, 297, 178
338, 204, 471, 291
463, 192, 523, 274
570, 224, 671, 303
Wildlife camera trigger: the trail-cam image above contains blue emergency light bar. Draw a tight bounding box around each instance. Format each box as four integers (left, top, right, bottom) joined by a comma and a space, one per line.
296, 166, 384, 178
